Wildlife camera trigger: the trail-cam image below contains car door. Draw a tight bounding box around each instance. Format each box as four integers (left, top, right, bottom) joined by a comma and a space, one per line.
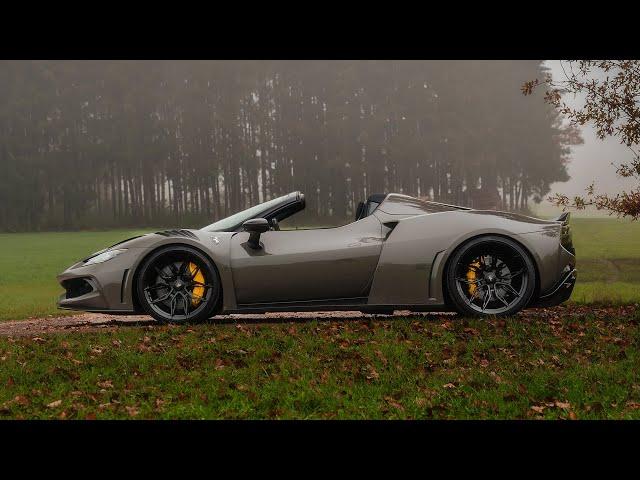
229, 215, 385, 305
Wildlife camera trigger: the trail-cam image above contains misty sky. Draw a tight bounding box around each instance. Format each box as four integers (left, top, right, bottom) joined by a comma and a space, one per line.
544, 60, 637, 200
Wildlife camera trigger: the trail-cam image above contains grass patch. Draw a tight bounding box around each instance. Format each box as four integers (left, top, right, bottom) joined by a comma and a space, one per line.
571, 218, 640, 259
0, 229, 155, 321
571, 283, 640, 306
1, 308, 639, 419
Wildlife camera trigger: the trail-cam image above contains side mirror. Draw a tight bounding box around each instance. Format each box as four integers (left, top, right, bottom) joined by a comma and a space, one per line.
242, 218, 270, 249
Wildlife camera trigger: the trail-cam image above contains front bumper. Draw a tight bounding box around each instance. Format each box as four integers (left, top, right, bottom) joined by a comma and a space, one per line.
531, 267, 577, 308
56, 249, 142, 313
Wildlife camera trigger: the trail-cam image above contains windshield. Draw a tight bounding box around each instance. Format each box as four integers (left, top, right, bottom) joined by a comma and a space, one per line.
200, 193, 296, 232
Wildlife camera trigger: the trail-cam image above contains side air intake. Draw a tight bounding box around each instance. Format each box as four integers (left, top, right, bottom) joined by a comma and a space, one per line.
155, 229, 197, 239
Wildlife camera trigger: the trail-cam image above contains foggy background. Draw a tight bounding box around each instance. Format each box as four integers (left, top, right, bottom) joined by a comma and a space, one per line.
0, 60, 629, 231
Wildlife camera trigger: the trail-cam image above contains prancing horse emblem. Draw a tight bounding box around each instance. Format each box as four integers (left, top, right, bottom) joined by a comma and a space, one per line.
212, 236, 220, 245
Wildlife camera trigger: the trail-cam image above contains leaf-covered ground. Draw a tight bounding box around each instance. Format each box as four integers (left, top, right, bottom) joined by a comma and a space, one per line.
1, 305, 639, 419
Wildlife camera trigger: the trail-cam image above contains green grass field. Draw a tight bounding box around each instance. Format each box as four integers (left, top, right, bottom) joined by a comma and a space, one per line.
1, 306, 639, 419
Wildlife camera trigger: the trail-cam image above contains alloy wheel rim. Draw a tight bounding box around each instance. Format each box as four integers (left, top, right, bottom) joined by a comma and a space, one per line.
143, 254, 214, 321
454, 242, 528, 315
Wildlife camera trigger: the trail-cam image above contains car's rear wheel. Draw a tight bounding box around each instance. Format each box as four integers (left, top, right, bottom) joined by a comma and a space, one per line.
445, 236, 535, 317
136, 245, 221, 323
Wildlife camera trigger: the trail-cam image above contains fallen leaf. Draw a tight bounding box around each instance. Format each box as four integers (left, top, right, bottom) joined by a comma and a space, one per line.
47, 400, 62, 408
365, 365, 379, 380
384, 396, 405, 411
125, 406, 139, 417
555, 400, 571, 410
443, 383, 456, 389
530, 405, 545, 413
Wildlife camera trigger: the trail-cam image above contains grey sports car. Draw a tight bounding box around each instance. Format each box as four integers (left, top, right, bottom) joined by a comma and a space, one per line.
57, 191, 576, 322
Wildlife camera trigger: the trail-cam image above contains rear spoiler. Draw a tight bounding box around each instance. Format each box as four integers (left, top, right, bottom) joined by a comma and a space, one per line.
554, 212, 570, 224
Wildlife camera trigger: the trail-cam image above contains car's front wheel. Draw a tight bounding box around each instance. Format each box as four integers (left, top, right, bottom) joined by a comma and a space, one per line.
136, 245, 221, 323
445, 236, 536, 317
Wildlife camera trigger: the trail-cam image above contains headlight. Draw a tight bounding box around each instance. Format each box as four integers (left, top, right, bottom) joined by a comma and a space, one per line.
83, 249, 127, 265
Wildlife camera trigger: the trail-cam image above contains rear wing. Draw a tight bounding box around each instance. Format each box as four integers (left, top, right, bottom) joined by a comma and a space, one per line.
555, 212, 570, 224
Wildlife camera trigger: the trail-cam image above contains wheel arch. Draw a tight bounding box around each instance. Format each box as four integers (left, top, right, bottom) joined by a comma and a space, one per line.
130, 242, 223, 314
440, 232, 541, 307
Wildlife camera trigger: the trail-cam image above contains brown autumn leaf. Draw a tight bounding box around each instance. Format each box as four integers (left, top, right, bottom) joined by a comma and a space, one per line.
374, 349, 388, 366
530, 405, 545, 413
384, 397, 405, 411
555, 400, 571, 410
14, 395, 29, 406
47, 399, 62, 408
85, 412, 97, 420
125, 406, 139, 417
568, 411, 578, 420
367, 365, 380, 380
443, 383, 456, 389
97, 380, 113, 389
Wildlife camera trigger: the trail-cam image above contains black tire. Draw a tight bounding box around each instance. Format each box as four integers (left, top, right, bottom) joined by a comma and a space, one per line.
445, 235, 536, 317
136, 245, 221, 324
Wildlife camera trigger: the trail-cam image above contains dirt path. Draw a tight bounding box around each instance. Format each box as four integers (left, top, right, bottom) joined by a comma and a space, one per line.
0, 310, 450, 336
1, 305, 635, 337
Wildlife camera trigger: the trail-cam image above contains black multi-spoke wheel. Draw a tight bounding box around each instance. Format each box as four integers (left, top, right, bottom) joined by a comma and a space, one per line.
445, 236, 536, 317
136, 246, 221, 323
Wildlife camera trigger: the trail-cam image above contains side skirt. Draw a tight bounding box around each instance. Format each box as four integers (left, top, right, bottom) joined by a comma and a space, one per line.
228, 297, 448, 314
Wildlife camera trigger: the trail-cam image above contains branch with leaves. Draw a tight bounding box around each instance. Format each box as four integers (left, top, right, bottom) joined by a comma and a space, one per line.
523, 60, 640, 220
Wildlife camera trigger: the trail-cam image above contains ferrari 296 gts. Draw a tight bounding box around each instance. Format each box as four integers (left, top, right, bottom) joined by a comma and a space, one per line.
57, 192, 576, 322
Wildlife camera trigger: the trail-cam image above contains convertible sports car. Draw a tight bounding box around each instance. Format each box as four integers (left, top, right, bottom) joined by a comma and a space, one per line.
57, 191, 576, 322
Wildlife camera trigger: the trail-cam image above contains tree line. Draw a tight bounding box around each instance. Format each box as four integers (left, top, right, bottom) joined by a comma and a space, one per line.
0, 60, 582, 231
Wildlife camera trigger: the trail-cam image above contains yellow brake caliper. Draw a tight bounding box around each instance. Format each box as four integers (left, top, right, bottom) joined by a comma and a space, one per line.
467, 260, 480, 296
189, 262, 205, 306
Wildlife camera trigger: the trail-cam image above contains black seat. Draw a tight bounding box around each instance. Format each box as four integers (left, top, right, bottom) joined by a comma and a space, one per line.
355, 194, 387, 221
